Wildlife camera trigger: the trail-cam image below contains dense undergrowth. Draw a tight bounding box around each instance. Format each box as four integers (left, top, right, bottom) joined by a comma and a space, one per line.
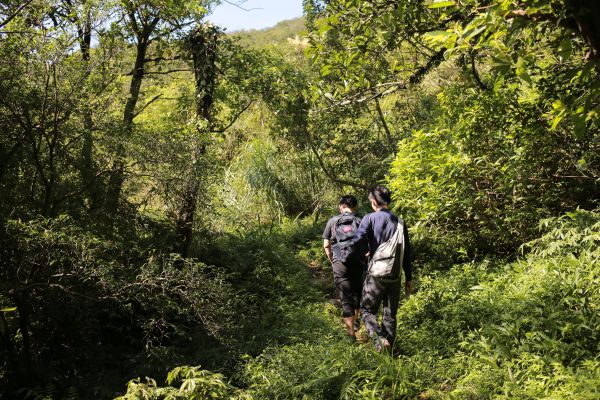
0, 212, 337, 399
115, 208, 600, 399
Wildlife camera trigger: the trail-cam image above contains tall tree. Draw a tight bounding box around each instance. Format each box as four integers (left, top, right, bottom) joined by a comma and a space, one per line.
173, 23, 220, 255
50, 0, 108, 208
106, 0, 214, 212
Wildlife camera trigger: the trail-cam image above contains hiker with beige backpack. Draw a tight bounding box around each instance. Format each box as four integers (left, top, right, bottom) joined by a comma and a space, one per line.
348, 185, 412, 352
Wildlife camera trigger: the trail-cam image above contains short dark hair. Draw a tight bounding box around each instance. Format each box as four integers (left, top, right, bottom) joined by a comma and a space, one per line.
339, 194, 358, 208
368, 185, 391, 206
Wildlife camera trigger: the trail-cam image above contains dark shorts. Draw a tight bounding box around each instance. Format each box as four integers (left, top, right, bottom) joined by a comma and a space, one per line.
332, 260, 364, 317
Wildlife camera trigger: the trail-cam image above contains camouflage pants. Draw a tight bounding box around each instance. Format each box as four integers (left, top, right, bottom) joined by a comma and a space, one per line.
361, 274, 400, 344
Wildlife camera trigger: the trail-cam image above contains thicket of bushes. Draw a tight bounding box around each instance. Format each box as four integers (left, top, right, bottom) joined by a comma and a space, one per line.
0, 212, 331, 398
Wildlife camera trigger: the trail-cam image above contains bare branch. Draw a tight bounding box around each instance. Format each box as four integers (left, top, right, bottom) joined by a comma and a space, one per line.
144, 69, 190, 75
149, 19, 196, 41
0, 30, 41, 34
144, 55, 185, 63
10, 282, 111, 302
409, 48, 446, 84
124, 68, 190, 76
212, 100, 254, 133
468, 50, 490, 91
505, 9, 552, 21
0, 0, 35, 29
301, 124, 366, 190
52, 167, 113, 207
315, 46, 446, 111
221, 0, 261, 12
374, 96, 395, 152
314, 82, 406, 112
133, 94, 162, 119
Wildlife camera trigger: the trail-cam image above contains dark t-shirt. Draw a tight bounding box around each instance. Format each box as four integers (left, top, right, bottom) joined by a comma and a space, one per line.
351, 209, 412, 281
322, 211, 360, 263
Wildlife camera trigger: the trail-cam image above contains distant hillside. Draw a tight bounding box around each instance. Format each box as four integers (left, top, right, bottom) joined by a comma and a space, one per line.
231, 17, 305, 49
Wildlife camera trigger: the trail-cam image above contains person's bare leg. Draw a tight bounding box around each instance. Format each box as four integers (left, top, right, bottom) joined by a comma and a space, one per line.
353, 308, 361, 332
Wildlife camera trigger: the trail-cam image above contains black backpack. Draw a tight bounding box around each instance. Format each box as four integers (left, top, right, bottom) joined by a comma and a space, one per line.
333, 214, 361, 263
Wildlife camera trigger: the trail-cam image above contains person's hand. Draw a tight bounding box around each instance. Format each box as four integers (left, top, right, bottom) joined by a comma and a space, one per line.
405, 280, 412, 296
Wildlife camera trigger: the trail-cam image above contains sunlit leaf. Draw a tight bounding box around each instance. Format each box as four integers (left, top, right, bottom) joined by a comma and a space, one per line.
427, 0, 456, 9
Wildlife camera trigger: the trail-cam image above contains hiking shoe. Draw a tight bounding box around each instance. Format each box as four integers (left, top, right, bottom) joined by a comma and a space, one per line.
371, 333, 390, 353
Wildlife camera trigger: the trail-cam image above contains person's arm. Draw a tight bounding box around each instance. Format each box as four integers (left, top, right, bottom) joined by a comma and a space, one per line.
323, 239, 333, 264
348, 215, 369, 259
402, 223, 413, 295
322, 219, 334, 264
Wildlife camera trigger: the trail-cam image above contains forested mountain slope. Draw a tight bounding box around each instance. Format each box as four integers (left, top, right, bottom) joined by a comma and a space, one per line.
0, 1, 598, 399
232, 17, 305, 48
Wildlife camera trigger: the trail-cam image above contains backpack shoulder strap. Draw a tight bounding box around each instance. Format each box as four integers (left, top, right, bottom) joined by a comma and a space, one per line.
395, 219, 405, 268
395, 219, 404, 243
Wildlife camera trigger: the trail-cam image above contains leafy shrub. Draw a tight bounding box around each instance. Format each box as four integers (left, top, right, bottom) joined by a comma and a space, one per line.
117, 366, 250, 400
389, 47, 599, 259
0, 215, 254, 397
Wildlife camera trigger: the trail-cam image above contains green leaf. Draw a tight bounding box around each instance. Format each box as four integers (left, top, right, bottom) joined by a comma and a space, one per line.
462, 24, 487, 41
423, 30, 457, 49
346, 51, 360, 66
428, 0, 456, 9
515, 57, 533, 86
320, 64, 332, 77
0, 307, 17, 313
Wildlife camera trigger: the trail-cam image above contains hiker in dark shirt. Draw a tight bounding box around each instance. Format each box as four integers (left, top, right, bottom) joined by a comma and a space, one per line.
322, 195, 365, 341
350, 185, 412, 352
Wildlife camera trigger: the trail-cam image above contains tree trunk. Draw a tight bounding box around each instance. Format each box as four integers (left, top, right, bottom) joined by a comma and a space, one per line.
77, 12, 102, 210
106, 16, 158, 213
173, 24, 220, 256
